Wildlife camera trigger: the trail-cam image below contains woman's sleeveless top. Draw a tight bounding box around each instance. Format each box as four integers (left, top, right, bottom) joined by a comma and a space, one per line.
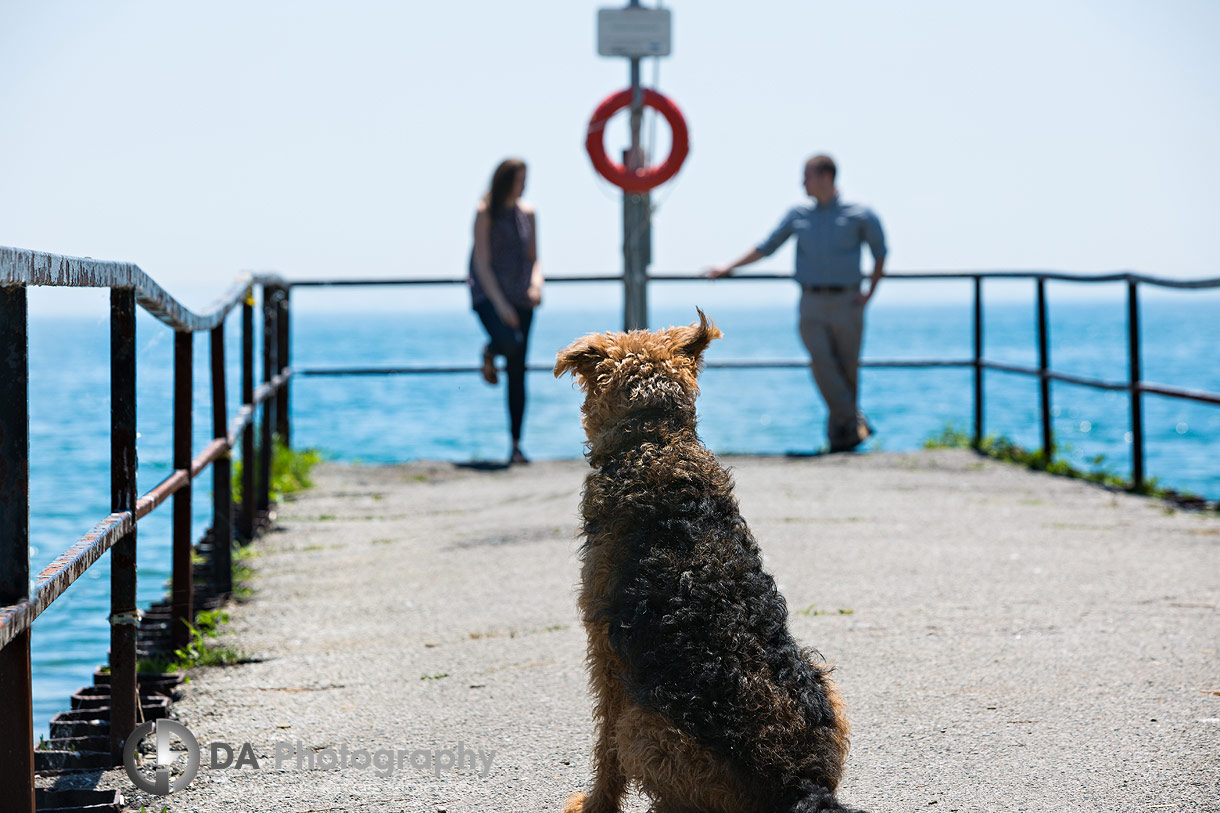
469, 205, 533, 309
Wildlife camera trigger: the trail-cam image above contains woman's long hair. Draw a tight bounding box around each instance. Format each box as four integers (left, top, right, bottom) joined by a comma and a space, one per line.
484, 158, 526, 220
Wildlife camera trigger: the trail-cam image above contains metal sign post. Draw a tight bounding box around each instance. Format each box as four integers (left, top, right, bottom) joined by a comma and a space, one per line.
596, 2, 674, 331
623, 54, 651, 331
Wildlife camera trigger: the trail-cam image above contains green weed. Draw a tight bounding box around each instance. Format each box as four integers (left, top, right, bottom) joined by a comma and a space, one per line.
232, 437, 322, 504
923, 422, 1214, 509
136, 609, 248, 673
795, 604, 853, 616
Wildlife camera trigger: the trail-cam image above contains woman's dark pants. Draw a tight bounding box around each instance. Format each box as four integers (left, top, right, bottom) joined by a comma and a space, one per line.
474, 301, 534, 443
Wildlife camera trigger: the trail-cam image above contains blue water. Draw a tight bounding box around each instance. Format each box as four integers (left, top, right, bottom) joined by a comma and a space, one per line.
25, 295, 1220, 740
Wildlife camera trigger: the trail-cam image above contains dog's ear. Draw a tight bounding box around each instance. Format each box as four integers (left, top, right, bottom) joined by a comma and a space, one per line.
554, 333, 611, 383
670, 308, 722, 365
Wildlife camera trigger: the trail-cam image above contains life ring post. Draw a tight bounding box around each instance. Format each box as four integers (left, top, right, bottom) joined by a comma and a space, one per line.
592, 2, 684, 331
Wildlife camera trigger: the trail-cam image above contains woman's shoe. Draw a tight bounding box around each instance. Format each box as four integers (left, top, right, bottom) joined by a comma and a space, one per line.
510, 447, 530, 465
481, 348, 499, 385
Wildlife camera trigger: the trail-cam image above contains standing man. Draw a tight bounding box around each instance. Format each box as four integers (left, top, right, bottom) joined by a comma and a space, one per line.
708, 154, 887, 452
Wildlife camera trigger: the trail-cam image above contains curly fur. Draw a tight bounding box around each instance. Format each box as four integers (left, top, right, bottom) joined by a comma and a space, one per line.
556, 311, 865, 813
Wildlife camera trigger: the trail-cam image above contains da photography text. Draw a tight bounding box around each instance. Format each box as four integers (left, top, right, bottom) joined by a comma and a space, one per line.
210, 740, 496, 778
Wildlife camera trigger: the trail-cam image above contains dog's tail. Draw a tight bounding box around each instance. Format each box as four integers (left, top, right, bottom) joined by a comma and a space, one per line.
784, 779, 868, 813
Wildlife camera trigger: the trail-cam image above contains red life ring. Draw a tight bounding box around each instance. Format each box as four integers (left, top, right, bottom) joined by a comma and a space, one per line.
585, 88, 689, 193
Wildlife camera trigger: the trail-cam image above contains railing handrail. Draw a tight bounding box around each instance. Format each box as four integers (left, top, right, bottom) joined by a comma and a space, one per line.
283, 269, 1220, 289
13, 246, 1212, 296
652, 270, 1220, 288
1, 252, 293, 800
0, 245, 288, 331
278, 268, 1220, 489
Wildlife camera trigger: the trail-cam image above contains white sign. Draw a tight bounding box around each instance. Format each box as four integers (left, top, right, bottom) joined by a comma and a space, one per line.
598, 7, 672, 58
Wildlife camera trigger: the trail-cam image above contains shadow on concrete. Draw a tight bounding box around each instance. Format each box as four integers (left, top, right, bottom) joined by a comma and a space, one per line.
453, 460, 512, 472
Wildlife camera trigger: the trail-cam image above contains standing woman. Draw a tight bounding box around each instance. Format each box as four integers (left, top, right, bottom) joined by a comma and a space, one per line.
469, 158, 544, 464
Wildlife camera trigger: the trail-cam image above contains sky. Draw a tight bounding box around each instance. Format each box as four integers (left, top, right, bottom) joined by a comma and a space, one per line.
2, 0, 1218, 316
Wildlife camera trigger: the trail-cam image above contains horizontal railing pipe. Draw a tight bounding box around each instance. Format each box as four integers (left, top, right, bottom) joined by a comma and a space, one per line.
286, 274, 625, 287
646, 269, 1220, 287
1139, 383, 1220, 406
134, 471, 191, 520
0, 512, 134, 651
296, 359, 980, 377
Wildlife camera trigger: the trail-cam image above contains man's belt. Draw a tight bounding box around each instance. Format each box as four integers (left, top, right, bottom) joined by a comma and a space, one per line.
802, 284, 855, 294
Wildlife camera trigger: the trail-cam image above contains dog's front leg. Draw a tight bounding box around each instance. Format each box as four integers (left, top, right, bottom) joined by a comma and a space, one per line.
583, 627, 630, 813
565, 686, 628, 813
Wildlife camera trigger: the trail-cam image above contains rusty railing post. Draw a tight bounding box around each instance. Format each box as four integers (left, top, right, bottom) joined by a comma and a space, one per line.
276, 285, 291, 449
972, 275, 984, 448
211, 324, 233, 595
258, 285, 277, 517
1127, 278, 1145, 490
171, 330, 194, 650
1036, 277, 1053, 463
0, 285, 35, 812
109, 287, 139, 762
239, 291, 255, 542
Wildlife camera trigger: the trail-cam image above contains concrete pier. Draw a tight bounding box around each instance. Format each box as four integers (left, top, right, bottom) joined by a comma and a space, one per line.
53, 451, 1220, 811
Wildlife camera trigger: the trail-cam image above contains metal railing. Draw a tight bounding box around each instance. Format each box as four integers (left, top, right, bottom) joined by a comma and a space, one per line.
0, 247, 291, 809
292, 269, 1220, 490
1, 250, 1218, 806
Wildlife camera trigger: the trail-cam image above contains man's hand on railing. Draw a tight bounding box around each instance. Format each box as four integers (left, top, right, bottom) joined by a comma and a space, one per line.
706, 248, 764, 279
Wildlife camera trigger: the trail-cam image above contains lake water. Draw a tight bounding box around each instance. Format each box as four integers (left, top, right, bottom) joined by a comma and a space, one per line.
24, 292, 1220, 740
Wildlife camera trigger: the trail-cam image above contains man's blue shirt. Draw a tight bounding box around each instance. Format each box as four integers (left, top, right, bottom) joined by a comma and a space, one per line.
755, 196, 887, 287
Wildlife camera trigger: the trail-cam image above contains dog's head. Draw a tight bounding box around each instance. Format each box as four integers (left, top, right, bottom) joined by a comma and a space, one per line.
554, 309, 722, 435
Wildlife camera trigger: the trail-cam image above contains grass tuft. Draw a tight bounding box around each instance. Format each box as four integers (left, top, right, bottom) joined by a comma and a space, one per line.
232, 436, 323, 504
136, 609, 250, 673
923, 422, 1215, 510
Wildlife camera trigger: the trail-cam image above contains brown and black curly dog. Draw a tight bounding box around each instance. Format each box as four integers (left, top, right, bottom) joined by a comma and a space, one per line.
555, 311, 865, 813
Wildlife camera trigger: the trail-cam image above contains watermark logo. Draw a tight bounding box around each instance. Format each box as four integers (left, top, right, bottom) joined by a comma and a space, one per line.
123, 719, 201, 796
213, 741, 496, 779
122, 721, 495, 794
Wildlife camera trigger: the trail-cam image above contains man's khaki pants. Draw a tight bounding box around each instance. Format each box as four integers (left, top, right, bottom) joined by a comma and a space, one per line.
798, 290, 867, 447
